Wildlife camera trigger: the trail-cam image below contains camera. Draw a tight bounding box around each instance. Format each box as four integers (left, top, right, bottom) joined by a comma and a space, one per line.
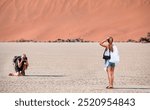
22, 57, 27, 62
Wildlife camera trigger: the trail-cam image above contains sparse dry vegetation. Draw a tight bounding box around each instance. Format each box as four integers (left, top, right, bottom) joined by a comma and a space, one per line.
8, 38, 93, 43
139, 32, 150, 43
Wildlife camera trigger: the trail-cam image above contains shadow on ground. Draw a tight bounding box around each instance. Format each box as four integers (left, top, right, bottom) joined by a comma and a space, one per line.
114, 87, 150, 90
25, 75, 66, 77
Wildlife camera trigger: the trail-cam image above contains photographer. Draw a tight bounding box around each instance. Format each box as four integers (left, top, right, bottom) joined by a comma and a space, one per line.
9, 54, 29, 76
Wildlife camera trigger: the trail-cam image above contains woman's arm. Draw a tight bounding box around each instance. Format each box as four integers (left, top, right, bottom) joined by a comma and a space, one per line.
99, 38, 108, 48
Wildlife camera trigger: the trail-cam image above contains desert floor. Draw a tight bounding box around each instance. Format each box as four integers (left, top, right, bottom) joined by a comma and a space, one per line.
0, 42, 150, 93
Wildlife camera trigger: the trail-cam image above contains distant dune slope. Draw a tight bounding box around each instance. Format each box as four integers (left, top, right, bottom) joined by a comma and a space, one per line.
0, 0, 150, 41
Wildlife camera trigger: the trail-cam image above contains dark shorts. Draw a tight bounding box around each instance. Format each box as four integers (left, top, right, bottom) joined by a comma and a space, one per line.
107, 62, 115, 68
15, 66, 23, 73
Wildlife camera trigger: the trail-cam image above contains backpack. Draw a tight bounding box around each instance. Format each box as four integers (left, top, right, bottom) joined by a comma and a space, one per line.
13, 56, 21, 65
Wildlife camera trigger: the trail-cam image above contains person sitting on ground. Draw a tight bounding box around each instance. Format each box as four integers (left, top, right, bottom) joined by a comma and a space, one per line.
9, 54, 29, 76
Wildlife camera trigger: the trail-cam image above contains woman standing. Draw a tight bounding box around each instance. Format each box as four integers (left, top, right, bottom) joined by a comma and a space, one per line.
99, 37, 119, 89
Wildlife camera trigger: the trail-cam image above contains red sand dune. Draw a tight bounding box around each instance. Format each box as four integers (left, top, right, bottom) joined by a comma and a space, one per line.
0, 0, 150, 41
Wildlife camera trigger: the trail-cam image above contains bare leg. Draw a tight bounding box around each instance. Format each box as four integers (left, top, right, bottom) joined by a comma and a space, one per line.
21, 65, 27, 76
110, 67, 115, 87
107, 67, 112, 87
106, 67, 114, 88
9, 72, 20, 76
20, 70, 25, 76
